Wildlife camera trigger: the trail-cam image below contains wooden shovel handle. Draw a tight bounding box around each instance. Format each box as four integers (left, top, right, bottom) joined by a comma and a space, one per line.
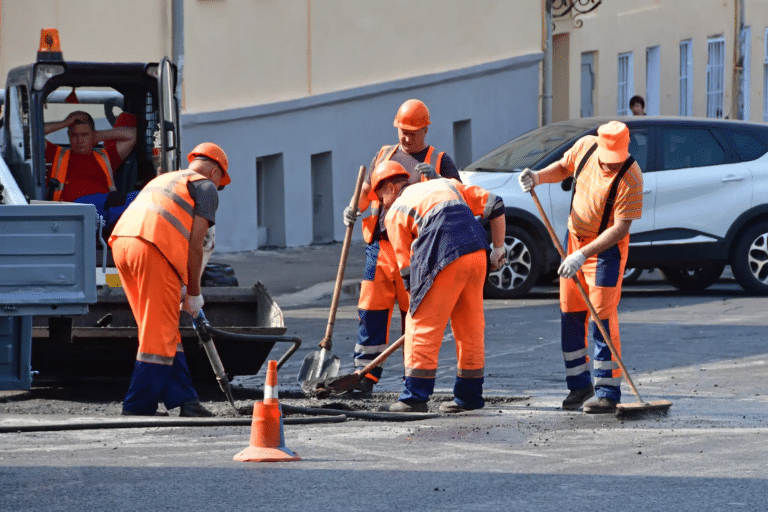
529, 188, 645, 403
355, 335, 406, 379
319, 165, 367, 350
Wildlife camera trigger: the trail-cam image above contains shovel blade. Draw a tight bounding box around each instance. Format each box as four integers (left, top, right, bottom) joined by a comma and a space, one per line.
296, 349, 341, 383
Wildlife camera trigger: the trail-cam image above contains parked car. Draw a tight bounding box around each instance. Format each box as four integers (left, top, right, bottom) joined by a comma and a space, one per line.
460, 116, 768, 298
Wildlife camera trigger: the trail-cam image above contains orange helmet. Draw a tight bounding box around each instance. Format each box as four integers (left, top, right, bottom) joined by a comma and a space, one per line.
393, 99, 430, 130
369, 161, 409, 199
188, 142, 231, 186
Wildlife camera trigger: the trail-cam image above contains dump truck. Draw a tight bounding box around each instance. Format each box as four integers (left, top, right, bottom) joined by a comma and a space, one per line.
0, 29, 292, 390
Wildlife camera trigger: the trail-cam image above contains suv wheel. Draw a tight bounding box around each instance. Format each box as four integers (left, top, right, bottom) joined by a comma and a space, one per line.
623, 267, 643, 285
658, 263, 725, 292
484, 224, 540, 299
731, 221, 768, 294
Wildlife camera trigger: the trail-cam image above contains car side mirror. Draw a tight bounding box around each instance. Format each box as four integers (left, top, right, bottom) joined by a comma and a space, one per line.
561, 177, 573, 192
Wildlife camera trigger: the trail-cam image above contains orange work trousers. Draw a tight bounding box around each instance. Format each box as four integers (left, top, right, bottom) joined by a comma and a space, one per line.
560, 231, 628, 402
111, 237, 197, 414
401, 249, 486, 409
354, 239, 409, 382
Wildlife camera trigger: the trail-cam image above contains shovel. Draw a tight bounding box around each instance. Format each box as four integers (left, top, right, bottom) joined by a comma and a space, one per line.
192, 309, 239, 415
302, 335, 405, 398
297, 165, 367, 383
529, 188, 672, 418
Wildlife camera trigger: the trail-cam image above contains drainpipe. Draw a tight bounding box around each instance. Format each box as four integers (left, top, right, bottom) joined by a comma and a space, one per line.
172, 0, 185, 110
731, 0, 743, 120
542, 0, 553, 126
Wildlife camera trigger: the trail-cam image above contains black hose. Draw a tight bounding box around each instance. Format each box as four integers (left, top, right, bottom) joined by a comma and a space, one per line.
0, 414, 345, 433
281, 404, 439, 422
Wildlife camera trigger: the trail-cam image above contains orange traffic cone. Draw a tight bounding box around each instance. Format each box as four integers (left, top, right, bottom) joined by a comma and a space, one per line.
234, 360, 300, 462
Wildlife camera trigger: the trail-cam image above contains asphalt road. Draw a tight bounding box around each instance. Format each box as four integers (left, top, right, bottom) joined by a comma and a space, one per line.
1, 251, 767, 511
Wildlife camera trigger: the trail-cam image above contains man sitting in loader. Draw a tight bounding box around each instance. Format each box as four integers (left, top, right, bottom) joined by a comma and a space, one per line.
44, 110, 138, 229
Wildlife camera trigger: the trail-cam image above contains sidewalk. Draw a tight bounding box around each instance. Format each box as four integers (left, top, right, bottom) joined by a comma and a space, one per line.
211, 240, 368, 307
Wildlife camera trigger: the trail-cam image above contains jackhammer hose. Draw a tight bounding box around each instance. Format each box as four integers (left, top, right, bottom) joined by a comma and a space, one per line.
0, 414, 346, 433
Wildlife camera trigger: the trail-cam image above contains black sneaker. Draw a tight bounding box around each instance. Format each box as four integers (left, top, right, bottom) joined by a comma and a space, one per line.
582, 397, 618, 414
562, 385, 595, 410
379, 401, 428, 413
179, 400, 214, 417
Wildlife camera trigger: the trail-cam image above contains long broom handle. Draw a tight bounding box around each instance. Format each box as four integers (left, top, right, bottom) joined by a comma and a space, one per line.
529, 188, 645, 403
319, 165, 367, 350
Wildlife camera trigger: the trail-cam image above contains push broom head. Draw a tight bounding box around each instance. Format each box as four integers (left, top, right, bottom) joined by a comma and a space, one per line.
615, 399, 672, 419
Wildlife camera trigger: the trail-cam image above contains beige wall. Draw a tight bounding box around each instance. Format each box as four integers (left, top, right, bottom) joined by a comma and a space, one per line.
1, 0, 541, 114
555, 0, 768, 121
0, 0, 169, 73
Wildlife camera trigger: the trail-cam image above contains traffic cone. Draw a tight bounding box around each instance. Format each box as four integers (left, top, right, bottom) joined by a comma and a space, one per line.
233, 360, 300, 462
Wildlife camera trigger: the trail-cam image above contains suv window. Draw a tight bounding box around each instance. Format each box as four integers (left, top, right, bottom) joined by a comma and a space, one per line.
721, 129, 768, 162
628, 129, 649, 172
660, 127, 726, 171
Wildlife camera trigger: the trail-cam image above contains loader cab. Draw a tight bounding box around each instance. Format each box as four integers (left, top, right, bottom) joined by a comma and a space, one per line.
1, 29, 180, 204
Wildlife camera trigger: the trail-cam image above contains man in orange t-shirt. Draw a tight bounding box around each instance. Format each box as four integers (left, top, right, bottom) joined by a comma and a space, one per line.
518, 121, 643, 414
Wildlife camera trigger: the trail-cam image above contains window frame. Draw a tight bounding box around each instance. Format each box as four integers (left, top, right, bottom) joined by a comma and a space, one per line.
617, 52, 634, 116
679, 39, 693, 116
706, 37, 726, 118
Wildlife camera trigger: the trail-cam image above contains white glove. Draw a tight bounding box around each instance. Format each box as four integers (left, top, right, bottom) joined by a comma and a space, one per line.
343, 205, 360, 227
183, 294, 204, 318
180, 285, 187, 302
490, 246, 506, 270
518, 168, 537, 193
558, 250, 586, 279
415, 162, 438, 180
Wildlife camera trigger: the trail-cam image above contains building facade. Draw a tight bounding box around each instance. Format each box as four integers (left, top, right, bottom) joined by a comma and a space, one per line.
0, 0, 543, 252
550, 0, 768, 123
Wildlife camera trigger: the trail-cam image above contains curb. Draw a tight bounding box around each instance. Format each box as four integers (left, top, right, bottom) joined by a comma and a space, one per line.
273, 279, 361, 308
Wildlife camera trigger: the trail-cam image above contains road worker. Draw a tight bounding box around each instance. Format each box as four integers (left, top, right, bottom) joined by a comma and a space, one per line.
109, 142, 231, 417
370, 161, 506, 413
518, 121, 643, 413
343, 99, 462, 396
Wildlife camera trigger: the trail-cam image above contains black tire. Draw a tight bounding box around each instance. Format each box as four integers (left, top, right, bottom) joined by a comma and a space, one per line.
201, 262, 239, 287
658, 263, 725, 292
484, 224, 541, 299
622, 267, 643, 285
731, 221, 768, 295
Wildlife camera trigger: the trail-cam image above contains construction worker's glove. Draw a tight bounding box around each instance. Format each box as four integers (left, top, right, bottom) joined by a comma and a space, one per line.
558, 250, 586, 279
518, 168, 537, 193
415, 162, 439, 180
490, 246, 506, 270
343, 205, 360, 227
180, 285, 187, 302
183, 294, 204, 319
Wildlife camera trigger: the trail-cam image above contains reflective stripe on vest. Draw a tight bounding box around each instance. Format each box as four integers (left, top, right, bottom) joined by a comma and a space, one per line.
50, 147, 116, 201
110, 170, 207, 283
361, 145, 444, 244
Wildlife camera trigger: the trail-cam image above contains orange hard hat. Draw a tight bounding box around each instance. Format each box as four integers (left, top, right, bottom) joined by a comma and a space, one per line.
393, 99, 430, 130
188, 142, 231, 186
369, 160, 409, 199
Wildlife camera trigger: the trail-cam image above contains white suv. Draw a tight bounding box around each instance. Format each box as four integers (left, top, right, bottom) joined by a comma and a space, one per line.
460, 116, 768, 299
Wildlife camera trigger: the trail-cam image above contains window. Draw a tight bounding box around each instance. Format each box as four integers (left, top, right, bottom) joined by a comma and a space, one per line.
679, 40, 693, 116
617, 52, 633, 115
706, 37, 725, 118
646, 46, 660, 115
628, 129, 649, 172
660, 128, 726, 171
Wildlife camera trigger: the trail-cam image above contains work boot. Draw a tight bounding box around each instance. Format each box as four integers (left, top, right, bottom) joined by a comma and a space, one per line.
179, 400, 214, 417
562, 385, 595, 410
582, 397, 618, 414
439, 401, 481, 414
380, 400, 428, 413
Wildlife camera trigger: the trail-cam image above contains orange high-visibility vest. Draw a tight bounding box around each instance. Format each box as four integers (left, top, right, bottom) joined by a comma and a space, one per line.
361, 145, 444, 244
109, 170, 208, 284
49, 147, 116, 201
